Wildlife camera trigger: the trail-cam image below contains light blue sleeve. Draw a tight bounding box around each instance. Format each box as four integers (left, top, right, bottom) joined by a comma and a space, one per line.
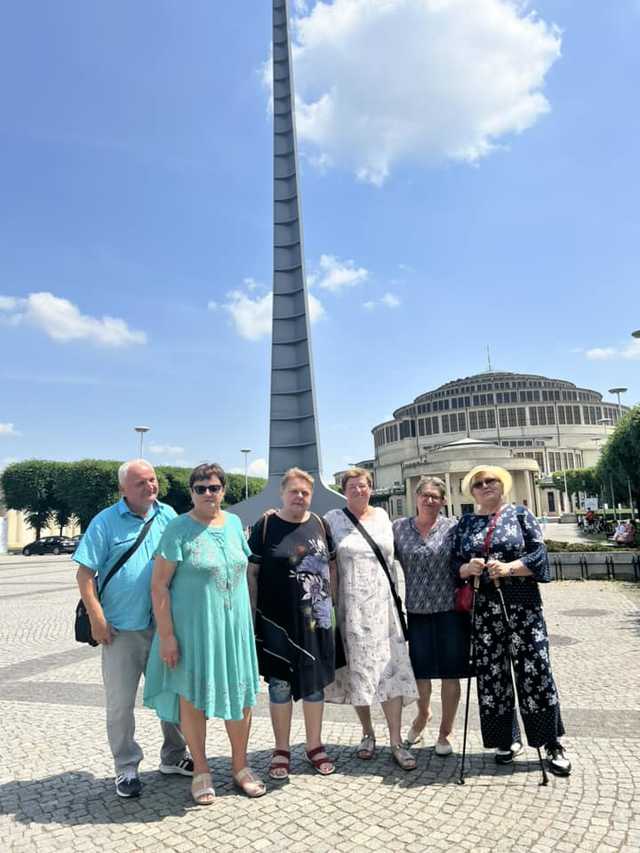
155, 517, 184, 563
73, 514, 109, 574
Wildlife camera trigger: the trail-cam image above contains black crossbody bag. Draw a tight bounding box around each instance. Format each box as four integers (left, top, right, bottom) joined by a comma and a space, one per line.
74, 515, 156, 646
342, 507, 409, 641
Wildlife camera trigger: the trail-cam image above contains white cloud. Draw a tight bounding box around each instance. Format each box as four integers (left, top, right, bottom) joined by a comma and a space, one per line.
0, 423, 20, 437
0, 292, 147, 347
585, 339, 640, 361
149, 444, 185, 457
248, 458, 268, 479
287, 0, 561, 184
224, 288, 325, 341
363, 292, 401, 310
381, 292, 401, 308
314, 254, 369, 292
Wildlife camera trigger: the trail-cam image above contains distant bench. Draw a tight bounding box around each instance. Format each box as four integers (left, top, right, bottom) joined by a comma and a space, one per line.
550, 551, 640, 581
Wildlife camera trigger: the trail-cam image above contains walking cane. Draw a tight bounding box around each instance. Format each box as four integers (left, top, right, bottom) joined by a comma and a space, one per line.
457, 574, 480, 785
494, 580, 549, 787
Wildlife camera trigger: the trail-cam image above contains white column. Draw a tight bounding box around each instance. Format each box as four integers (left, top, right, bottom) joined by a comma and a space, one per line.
525, 471, 533, 510
445, 472, 453, 516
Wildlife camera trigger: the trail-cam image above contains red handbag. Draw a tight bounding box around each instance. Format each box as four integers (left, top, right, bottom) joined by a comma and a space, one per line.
454, 583, 474, 613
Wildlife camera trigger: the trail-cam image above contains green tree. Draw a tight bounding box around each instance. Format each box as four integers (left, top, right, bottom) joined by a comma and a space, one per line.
1, 460, 57, 540
597, 405, 640, 507
156, 466, 192, 514
49, 461, 78, 534
58, 460, 122, 531
551, 467, 601, 498
223, 474, 266, 506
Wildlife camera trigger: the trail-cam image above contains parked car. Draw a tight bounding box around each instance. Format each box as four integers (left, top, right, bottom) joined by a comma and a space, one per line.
22, 536, 77, 556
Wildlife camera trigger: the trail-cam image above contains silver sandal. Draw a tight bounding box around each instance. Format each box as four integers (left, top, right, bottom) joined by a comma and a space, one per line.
356, 734, 376, 760
391, 743, 417, 771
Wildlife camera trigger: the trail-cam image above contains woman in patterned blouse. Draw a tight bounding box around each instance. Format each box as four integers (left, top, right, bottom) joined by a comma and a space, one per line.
452, 465, 571, 777
393, 476, 468, 757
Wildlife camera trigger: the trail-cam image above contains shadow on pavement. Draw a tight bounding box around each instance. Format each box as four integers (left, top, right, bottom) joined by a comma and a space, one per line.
1, 746, 549, 828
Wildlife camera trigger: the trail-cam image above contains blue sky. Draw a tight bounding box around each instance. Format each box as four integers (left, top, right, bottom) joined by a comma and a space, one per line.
1, 0, 639, 480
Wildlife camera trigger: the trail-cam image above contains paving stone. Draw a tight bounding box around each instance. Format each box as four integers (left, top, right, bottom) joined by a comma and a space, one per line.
1, 562, 640, 853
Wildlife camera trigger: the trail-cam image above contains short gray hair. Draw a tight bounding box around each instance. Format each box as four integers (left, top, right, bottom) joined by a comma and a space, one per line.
118, 459, 154, 487
415, 476, 446, 499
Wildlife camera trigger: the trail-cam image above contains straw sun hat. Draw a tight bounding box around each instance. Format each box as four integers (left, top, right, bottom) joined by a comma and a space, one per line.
461, 465, 513, 498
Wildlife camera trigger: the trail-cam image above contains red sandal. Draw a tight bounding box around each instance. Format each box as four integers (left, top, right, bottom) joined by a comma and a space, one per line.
305, 745, 335, 776
268, 749, 290, 780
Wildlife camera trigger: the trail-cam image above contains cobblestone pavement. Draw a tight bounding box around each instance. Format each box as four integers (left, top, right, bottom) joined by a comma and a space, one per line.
1, 555, 639, 852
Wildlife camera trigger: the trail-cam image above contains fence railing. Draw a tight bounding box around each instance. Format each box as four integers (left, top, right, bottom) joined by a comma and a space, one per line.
550, 552, 640, 581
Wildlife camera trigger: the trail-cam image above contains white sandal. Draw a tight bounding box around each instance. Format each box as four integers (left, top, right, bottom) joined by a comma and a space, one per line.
404, 723, 425, 747
191, 772, 215, 805
233, 767, 267, 798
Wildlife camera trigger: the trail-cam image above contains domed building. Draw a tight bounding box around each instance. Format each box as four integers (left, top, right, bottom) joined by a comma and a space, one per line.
371, 371, 628, 518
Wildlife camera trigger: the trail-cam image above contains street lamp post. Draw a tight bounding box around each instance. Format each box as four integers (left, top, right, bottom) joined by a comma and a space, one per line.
134, 426, 150, 457
241, 449, 251, 500
597, 417, 616, 520
551, 398, 570, 513
608, 386, 633, 516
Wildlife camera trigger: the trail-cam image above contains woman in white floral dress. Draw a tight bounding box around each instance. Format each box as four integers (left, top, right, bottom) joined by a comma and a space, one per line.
324, 468, 418, 770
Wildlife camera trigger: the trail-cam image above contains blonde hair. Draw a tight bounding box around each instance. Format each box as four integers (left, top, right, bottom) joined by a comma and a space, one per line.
415, 476, 446, 499
280, 467, 315, 491
341, 467, 373, 492
461, 465, 513, 498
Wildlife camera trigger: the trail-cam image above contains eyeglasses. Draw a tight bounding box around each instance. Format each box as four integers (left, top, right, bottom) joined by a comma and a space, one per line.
471, 478, 499, 489
192, 484, 223, 495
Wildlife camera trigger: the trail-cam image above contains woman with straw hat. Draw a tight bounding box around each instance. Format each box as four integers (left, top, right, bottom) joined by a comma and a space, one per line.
451, 465, 571, 777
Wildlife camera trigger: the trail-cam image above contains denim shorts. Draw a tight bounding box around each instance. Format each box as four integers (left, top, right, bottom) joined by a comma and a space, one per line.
268, 677, 324, 704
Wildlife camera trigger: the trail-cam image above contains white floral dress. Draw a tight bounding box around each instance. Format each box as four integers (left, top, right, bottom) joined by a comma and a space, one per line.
323, 507, 417, 706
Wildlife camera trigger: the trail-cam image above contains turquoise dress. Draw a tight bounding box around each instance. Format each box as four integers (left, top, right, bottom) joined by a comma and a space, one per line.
144, 512, 259, 723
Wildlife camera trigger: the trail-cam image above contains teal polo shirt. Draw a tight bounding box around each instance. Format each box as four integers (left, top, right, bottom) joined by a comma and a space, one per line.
74, 498, 177, 631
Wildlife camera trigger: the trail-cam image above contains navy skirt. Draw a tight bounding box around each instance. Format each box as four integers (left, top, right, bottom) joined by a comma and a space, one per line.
407, 610, 471, 680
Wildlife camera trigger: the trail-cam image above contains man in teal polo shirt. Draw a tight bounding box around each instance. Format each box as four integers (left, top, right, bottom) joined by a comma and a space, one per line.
75, 459, 192, 798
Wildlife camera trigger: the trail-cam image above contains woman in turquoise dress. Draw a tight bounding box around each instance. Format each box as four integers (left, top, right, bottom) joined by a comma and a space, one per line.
144, 463, 264, 804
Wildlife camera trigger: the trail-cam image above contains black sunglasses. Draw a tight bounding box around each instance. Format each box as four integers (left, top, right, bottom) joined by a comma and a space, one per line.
192, 484, 223, 495
471, 477, 499, 489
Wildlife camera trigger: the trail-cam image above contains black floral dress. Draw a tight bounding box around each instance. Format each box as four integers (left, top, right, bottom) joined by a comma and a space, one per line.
452, 504, 565, 749
248, 514, 336, 701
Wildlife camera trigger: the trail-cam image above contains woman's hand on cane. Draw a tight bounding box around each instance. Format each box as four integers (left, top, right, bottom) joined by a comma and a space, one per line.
460, 557, 485, 579
486, 559, 512, 581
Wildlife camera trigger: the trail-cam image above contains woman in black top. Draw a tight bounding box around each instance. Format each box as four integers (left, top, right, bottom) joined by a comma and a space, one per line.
248, 468, 336, 781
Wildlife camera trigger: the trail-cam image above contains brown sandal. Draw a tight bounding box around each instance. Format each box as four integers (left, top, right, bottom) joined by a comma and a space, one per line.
306, 745, 335, 775
268, 749, 290, 780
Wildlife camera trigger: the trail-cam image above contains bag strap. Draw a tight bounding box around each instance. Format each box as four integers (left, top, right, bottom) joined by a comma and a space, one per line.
97, 513, 156, 601
482, 508, 503, 558
310, 512, 331, 549
342, 507, 408, 640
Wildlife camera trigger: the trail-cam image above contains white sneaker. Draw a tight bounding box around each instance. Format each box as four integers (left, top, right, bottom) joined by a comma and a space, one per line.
495, 741, 523, 765
434, 740, 453, 757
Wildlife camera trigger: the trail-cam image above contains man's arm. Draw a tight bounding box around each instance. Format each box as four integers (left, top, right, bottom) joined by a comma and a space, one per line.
76, 564, 114, 645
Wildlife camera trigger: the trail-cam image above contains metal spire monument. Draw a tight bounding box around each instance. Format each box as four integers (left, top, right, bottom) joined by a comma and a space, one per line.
230, 0, 345, 526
